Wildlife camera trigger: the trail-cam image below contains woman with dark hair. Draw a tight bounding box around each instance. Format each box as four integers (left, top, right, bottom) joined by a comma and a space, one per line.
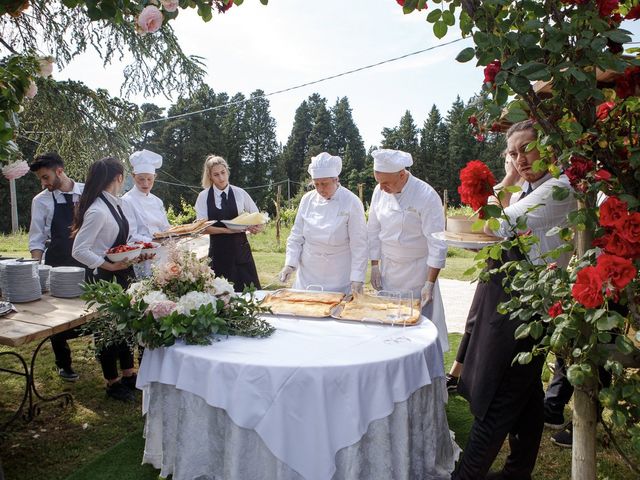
71, 157, 141, 402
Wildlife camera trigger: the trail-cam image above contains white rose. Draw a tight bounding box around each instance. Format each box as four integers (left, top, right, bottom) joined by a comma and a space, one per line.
212, 277, 234, 295
38, 57, 54, 77
175, 291, 218, 315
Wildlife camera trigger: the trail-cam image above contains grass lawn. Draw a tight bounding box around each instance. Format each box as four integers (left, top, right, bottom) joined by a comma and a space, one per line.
0, 230, 635, 479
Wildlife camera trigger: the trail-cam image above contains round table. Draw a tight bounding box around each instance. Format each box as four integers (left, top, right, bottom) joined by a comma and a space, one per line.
137, 314, 460, 480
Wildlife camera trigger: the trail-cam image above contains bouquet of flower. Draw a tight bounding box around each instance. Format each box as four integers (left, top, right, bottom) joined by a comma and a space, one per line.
82, 246, 274, 349
457, 160, 497, 218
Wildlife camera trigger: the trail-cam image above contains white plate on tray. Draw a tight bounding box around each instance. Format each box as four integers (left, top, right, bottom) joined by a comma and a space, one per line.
221, 220, 268, 231
432, 231, 502, 249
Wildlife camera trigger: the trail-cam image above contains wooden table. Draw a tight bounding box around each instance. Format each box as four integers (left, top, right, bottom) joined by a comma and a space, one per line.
0, 295, 96, 432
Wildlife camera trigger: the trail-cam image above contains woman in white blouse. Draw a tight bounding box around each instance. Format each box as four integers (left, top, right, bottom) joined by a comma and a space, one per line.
279, 152, 368, 295
71, 157, 142, 402
195, 155, 261, 292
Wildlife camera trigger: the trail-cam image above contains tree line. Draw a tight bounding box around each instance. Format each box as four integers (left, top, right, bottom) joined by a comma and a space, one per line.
2, 81, 505, 233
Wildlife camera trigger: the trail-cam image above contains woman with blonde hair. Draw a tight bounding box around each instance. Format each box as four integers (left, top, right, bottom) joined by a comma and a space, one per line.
194, 155, 261, 291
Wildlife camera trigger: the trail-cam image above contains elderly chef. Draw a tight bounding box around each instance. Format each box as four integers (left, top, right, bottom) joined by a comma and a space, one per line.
279, 152, 368, 295
121, 149, 170, 241
367, 149, 449, 350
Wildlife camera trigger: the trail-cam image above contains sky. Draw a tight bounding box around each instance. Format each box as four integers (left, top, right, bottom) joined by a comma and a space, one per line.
57, 0, 640, 148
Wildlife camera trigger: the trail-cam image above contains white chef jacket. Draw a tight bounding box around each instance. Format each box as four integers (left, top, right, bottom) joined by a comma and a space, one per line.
121, 186, 170, 242
367, 173, 449, 350
28, 181, 84, 252
285, 186, 368, 294
493, 173, 576, 268
72, 191, 134, 270
194, 185, 259, 220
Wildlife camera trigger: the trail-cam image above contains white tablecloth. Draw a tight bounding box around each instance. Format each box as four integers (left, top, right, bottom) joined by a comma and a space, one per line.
137, 316, 459, 480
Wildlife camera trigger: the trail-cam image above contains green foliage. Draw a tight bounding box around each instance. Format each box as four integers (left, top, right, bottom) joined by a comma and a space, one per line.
166, 197, 197, 225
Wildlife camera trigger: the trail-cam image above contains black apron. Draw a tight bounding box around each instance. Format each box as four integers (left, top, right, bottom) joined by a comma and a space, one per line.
457, 247, 544, 421
45, 192, 84, 269
95, 193, 135, 289
206, 187, 260, 292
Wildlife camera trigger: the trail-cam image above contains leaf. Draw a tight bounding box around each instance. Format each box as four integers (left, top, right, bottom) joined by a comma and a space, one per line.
456, 47, 476, 63
551, 185, 570, 201
507, 75, 531, 95
427, 8, 442, 22
517, 62, 551, 81
615, 335, 634, 355
602, 29, 632, 44
433, 20, 448, 39
515, 323, 531, 340
504, 108, 529, 123
442, 10, 455, 26
567, 365, 585, 385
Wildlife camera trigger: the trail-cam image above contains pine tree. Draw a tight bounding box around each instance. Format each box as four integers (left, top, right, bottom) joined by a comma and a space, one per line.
330, 97, 366, 172
242, 90, 279, 208
221, 92, 248, 180
278, 100, 313, 195
419, 105, 449, 193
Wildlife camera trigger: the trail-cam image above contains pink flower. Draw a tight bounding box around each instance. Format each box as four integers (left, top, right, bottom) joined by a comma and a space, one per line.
137, 6, 164, 35
38, 57, 54, 77
148, 300, 177, 320
161, 0, 179, 13
25, 79, 38, 99
165, 261, 182, 279
2, 160, 30, 180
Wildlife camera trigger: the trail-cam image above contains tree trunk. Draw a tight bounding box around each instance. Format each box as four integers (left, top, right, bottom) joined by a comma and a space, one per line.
572, 384, 597, 480
572, 201, 597, 480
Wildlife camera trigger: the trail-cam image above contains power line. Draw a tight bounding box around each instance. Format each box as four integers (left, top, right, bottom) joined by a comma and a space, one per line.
138, 37, 466, 127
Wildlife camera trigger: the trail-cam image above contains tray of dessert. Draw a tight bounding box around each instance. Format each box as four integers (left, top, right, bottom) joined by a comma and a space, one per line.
260, 289, 345, 318
221, 212, 269, 231
153, 220, 216, 239
330, 294, 422, 326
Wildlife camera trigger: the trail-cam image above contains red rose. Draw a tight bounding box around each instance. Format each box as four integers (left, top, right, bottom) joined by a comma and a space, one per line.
616, 66, 640, 99
618, 212, 640, 245
595, 231, 640, 258
224, 0, 233, 11
596, 101, 616, 120
396, 0, 405, 5
548, 301, 564, 318
458, 160, 497, 215
547, 262, 558, 270
468, 115, 478, 125
594, 169, 612, 181
596, 253, 637, 290
626, 5, 640, 19
484, 60, 501, 84
599, 196, 628, 227
565, 155, 594, 187
572, 266, 605, 309
597, 0, 619, 17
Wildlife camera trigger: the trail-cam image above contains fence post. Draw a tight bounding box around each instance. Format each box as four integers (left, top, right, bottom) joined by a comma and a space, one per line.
10, 178, 19, 233
275, 185, 282, 248
443, 189, 448, 229
357, 183, 364, 204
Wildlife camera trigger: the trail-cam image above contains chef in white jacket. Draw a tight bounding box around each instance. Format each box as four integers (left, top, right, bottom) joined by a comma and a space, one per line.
121, 149, 170, 241
367, 149, 449, 350
279, 152, 368, 295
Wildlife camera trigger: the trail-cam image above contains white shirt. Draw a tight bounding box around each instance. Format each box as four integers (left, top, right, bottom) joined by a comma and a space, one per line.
285, 186, 368, 283
367, 173, 447, 269
493, 173, 576, 267
28, 182, 84, 252
72, 191, 133, 270
194, 185, 258, 220
121, 186, 170, 242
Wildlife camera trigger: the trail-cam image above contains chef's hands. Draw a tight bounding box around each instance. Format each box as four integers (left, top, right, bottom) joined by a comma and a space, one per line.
279, 265, 295, 283
351, 281, 364, 297
421, 281, 435, 307
370, 264, 382, 291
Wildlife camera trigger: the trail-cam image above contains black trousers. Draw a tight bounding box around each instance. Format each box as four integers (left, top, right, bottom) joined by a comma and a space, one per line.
455, 331, 471, 364
96, 341, 134, 381
453, 357, 544, 480
50, 327, 82, 370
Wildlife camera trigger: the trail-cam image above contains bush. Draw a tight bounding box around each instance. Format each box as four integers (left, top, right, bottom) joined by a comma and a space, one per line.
166, 198, 197, 225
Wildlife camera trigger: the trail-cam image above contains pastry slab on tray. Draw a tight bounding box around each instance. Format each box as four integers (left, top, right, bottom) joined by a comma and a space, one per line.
153, 220, 215, 239
261, 289, 345, 318
332, 294, 422, 325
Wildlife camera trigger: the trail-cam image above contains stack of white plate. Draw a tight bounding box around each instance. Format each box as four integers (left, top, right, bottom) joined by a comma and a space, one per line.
38, 265, 52, 292
0, 261, 41, 303
50, 266, 86, 298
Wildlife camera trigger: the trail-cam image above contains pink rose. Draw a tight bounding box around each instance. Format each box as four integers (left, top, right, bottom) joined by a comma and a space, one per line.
137, 6, 164, 34
161, 0, 179, 13
148, 300, 177, 320
25, 79, 38, 99
38, 57, 54, 77
2, 160, 30, 180
165, 261, 182, 279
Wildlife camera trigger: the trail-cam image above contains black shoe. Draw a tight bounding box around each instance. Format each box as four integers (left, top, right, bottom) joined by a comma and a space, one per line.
485, 470, 531, 480
106, 381, 135, 402
551, 423, 572, 448
446, 374, 458, 393
121, 374, 138, 391
58, 367, 79, 382
543, 409, 566, 429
